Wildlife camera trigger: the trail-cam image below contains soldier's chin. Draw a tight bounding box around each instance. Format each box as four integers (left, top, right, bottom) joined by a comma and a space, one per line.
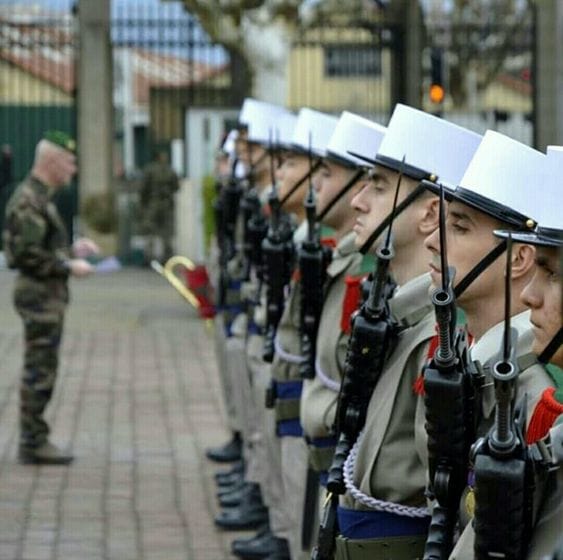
352, 231, 364, 249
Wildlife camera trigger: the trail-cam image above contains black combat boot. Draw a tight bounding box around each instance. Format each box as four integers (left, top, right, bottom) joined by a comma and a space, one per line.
205, 432, 243, 463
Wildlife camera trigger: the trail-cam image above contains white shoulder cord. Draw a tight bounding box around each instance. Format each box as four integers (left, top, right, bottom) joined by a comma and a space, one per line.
274, 332, 307, 365
315, 356, 340, 393
343, 431, 430, 518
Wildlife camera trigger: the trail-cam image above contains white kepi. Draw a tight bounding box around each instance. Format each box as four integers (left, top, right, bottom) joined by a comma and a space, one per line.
275, 112, 299, 150
290, 108, 339, 158
247, 108, 294, 147
498, 145, 563, 246
238, 97, 287, 128
373, 103, 482, 189
451, 130, 547, 229
326, 111, 387, 168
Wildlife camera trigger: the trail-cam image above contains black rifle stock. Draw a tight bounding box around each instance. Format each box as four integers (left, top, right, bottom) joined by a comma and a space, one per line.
240, 148, 271, 282
423, 185, 480, 560
262, 136, 294, 363
298, 144, 332, 379
312, 159, 405, 560
240, 173, 259, 282
217, 158, 243, 307
472, 235, 534, 560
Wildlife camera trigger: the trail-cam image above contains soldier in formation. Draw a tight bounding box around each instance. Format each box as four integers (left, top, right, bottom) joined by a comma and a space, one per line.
208, 98, 562, 560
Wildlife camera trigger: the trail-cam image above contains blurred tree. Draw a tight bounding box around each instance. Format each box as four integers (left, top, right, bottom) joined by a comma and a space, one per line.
423, 0, 533, 107
177, 0, 386, 103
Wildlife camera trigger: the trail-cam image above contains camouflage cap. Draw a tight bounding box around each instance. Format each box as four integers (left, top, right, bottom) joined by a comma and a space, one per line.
43, 130, 76, 153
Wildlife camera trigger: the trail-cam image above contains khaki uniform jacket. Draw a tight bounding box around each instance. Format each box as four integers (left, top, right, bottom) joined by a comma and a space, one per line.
300, 232, 362, 450
343, 273, 434, 510
413, 310, 554, 559
526, 429, 563, 558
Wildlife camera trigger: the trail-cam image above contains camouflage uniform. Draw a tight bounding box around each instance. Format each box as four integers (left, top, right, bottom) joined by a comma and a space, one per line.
140, 159, 180, 260
3, 176, 71, 449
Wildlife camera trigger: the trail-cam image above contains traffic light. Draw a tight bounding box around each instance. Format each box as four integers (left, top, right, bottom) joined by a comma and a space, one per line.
429, 48, 445, 105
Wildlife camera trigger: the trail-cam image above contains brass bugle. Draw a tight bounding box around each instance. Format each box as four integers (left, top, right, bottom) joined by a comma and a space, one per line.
151, 255, 200, 309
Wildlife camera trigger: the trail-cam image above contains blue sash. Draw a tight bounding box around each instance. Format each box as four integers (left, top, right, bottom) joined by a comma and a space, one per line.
338, 506, 430, 539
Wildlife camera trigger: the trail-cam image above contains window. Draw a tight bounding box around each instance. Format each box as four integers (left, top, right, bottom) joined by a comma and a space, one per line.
324, 45, 381, 77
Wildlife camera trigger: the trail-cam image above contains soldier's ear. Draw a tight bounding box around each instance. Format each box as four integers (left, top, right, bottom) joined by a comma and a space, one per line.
511, 243, 536, 281
417, 195, 439, 236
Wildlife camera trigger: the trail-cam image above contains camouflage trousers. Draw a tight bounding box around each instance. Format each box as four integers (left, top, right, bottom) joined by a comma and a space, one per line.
143, 206, 175, 262
15, 296, 65, 449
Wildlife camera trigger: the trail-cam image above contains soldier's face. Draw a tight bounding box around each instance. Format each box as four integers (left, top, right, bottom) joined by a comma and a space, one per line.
248, 144, 270, 177
235, 131, 249, 164
316, 160, 364, 229
277, 152, 309, 214
55, 155, 77, 187
424, 201, 510, 307
350, 164, 421, 251
520, 246, 563, 366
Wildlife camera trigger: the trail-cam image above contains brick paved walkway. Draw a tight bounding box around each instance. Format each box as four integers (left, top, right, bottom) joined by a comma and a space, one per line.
0, 267, 249, 560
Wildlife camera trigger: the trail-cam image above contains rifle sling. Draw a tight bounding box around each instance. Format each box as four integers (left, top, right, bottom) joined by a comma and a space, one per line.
317, 169, 365, 222
359, 183, 426, 255
538, 327, 563, 364
453, 240, 507, 299
279, 160, 322, 207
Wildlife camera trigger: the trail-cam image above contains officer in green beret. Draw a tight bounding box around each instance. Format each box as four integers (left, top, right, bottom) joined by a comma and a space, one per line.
3, 132, 99, 465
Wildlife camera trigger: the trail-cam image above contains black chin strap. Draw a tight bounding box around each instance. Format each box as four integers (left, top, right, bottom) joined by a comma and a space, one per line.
453, 240, 508, 299
359, 182, 427, 255
279, 160, 322, 208
538, 327, 563, 364
316, 169, 365, 223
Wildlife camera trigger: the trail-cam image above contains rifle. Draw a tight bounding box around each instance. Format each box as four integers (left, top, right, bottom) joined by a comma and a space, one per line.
312, 159, 404, 560
262, 134, 295, 363
217, 158, 244, 307
239, 153, 259, 282
240, 146, 271, 282
423, 184, 481, 560
298, 137, 332, 379
472, 233, 535, 560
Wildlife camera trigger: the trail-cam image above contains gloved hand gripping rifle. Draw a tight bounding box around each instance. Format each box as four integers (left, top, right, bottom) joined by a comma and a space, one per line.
472, 234, 535, 560
423, 184, 481, 560
298, 141, 332, 379
312, 161, 405, 560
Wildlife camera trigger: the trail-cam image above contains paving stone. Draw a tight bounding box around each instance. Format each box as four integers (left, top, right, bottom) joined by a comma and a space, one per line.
0, 269, 235, 560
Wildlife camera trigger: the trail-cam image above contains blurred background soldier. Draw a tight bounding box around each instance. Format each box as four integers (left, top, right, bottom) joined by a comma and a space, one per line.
3, 131, 98, 465
140, 148, 179, 263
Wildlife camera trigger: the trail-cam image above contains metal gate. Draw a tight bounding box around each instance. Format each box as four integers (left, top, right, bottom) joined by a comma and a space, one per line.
0, 0, 77, 241
111, 0, 239, 179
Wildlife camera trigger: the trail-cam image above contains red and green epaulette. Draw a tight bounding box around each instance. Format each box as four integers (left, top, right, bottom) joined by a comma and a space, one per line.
340, 253, 375, 335
527, 363, 563, 444
320, 225, 336, 249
